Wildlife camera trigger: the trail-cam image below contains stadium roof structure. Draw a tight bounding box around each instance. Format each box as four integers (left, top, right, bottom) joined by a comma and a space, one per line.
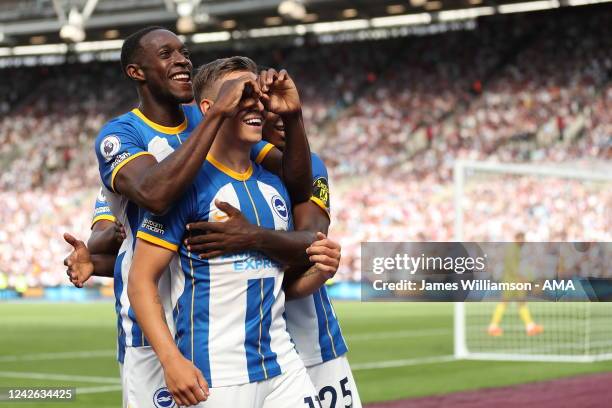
0, 0, 610, 57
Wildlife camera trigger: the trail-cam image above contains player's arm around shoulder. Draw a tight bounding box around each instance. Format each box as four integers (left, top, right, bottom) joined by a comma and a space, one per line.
100, 81, 257, 215
110, 111, 224, 215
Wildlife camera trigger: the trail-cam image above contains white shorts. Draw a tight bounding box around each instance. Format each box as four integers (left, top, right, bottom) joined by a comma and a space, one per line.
119, 362, 126, 408
122, 346, 170, 408
189, 364, 318, 408
306, 356, 362, 408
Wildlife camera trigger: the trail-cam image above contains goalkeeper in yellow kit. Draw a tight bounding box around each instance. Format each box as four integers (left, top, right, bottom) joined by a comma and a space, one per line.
488, 232, 544, 337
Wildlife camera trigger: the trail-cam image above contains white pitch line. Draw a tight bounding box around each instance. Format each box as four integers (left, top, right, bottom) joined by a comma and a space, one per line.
77, 385, 123, 395
0, 329, 451, 363
0, 350, 115, 362
0, 371, 120, 384
0, 355, 456, 389
351, 355, 456, 370
346, 328, 451, 341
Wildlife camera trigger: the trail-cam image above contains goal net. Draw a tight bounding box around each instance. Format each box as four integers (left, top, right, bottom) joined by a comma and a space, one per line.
453, 160, 612, 362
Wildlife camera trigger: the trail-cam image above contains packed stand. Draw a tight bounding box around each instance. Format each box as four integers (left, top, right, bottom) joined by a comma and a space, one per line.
424, 8, 612, 181
0, 6, 610, 286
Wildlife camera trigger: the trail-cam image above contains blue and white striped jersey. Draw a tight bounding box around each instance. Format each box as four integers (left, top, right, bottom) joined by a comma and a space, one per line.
137, 156, 302, 387
285, 152, 348, 366
254, 146, 349, 367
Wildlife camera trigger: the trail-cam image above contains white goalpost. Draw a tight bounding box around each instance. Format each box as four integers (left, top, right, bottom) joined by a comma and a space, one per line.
453, 160, 612, 363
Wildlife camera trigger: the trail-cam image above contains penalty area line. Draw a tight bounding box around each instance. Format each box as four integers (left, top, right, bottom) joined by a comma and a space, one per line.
0, 371, 120, 384
0, 350, 115, 362
352, 355, 456, 370
77, 385, 123, 395
346, 328, 451, 341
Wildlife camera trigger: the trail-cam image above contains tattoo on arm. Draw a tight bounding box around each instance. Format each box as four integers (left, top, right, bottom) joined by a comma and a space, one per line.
154, 294, 167, 324
301, 265, 318, 278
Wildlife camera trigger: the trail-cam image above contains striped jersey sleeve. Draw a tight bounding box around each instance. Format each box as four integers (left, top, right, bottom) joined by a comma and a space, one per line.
91, 187, 116, 228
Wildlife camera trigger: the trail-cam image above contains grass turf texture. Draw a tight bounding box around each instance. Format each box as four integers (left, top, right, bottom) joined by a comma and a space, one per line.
0, 302, 611, 407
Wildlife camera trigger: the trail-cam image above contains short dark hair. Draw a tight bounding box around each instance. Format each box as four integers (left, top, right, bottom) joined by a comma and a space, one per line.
120, 26, 167, 77
192, 56, 258, 104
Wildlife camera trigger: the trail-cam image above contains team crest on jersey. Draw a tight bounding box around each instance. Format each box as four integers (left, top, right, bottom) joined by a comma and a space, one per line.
271, 195, 288, 221
100, 135, 121, 162
313, 176, 330, 209
153, 387, 176, 408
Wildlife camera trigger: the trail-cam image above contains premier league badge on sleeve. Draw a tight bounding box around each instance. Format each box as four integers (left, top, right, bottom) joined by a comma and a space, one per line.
100, 135, 121, 162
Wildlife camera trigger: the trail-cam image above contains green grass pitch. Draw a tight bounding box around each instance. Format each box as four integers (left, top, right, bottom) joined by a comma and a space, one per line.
1, 302, 611, 407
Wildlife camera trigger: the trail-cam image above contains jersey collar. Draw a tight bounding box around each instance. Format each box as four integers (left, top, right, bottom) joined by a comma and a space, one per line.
206, 154, 253, 181
132, 107, 188, 134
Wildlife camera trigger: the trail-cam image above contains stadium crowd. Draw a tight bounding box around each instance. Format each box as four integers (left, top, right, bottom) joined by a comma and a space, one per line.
0, 6, 610, 286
